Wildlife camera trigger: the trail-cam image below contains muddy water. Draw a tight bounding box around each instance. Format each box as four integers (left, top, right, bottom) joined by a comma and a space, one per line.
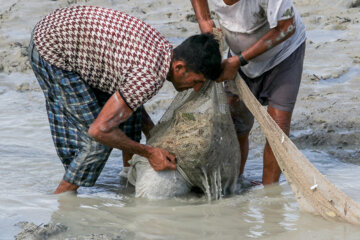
1, 72, 360, 239
1, 0, 360, 239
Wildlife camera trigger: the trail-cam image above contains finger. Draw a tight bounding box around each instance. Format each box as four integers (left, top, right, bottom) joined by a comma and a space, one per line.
166, 160, 177, 170
167, 154, 176, 164
216, 77, 224, 83
217, 73, 227, 83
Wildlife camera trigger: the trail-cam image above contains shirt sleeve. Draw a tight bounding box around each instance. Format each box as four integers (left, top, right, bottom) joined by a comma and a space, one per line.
265, 0, 295, 29
118, 67, 163, 111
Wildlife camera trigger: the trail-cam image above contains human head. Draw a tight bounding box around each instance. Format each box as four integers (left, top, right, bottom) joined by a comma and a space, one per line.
168, 33, 221, 92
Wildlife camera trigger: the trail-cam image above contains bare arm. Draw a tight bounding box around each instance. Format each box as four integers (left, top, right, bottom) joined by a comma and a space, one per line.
191, 1, 296, 81
218, 17, 296, 82
88, 91, 176, 171
141, 107, 155, 140
191, 0, 215, 33
191, 0, 242, 32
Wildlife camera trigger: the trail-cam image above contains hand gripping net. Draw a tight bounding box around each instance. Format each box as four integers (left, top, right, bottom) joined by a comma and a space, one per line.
128, 81, 241, 200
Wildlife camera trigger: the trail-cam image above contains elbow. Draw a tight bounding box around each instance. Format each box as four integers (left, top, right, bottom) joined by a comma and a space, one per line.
288, 23, 296, 36
286, 25, 296, 40
276, 22, 296, 43
88, 122, 109, 141
88, 124, 100, 140
284, 18, 296, 36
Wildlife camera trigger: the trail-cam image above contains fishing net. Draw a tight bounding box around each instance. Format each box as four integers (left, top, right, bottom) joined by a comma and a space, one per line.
128, 81, 240, 200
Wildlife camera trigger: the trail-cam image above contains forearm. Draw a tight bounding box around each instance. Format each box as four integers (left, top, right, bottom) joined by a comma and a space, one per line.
241, 18, 296, 62
88, 91, 152, 158
89, 116, 176, 171
90, 126, 152, 158
88, 92, 176, 171
191, 0, 211, 22
191, 0, 215, 33
217, 18, 296, 82
89, 120, 176, 171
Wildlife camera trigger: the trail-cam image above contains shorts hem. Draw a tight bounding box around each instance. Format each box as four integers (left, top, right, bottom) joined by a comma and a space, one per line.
63, 175, 96, 187
268, 102, 294, 113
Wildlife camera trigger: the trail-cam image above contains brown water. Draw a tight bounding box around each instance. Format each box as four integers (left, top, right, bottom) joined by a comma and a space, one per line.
1, 71, 360, 239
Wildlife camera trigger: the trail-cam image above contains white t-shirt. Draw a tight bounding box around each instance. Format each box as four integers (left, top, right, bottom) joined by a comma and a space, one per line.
210, 0, 306, 78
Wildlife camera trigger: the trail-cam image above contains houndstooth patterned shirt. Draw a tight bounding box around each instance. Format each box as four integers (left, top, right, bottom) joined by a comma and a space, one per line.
34, 5, 172, 110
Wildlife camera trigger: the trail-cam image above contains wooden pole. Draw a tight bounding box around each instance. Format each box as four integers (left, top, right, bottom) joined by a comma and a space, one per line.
234, 71, 360, 225
212, 28, 360, 225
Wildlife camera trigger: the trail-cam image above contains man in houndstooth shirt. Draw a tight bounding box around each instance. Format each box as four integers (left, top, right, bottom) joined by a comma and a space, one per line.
29, 5, 221, 194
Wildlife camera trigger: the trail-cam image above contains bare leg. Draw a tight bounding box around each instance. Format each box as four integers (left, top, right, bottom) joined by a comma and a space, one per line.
227, 92, 253, 176
54, 179, 79, 194
237, 131, 250, 176
262, 105, 292, 184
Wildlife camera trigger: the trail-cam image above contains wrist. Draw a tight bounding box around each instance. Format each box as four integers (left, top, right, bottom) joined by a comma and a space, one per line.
142, 144, 153, 158
238, 53, 248, 66
198, 20, 214, 33
229, 55, 241, 69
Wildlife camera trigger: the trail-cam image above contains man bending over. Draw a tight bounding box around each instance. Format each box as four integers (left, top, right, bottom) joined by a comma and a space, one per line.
29, 5, 221, 194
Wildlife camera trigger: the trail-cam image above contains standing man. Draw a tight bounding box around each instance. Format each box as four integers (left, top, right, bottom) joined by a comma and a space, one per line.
191, 0, 306, 184
29, 5, 221, 194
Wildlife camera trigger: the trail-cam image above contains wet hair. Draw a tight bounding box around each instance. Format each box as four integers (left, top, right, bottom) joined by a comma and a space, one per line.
173, 34, 221, 81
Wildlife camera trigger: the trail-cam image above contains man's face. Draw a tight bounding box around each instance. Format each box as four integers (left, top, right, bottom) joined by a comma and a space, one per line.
170, 61, 207, 92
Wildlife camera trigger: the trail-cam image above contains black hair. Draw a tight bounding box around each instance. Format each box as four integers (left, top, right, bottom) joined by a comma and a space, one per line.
173, 33, 221, 81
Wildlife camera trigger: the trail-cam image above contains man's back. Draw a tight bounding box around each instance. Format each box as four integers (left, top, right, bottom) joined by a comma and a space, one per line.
34, 5, 172, 109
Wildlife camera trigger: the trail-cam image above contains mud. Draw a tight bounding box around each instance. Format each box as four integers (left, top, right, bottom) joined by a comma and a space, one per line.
15, 221, 133, 240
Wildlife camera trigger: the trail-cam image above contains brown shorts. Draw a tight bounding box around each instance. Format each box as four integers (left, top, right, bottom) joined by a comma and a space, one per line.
225, 42, 306, 135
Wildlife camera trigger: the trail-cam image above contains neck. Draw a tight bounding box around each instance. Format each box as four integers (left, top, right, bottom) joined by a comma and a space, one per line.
223, 0, 240, 5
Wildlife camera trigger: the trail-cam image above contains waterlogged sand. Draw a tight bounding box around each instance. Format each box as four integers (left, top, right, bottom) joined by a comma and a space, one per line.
0, 0, 360, 239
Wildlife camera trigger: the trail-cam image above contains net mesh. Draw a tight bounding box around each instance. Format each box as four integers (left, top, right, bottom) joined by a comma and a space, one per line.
128, 77, 240, 200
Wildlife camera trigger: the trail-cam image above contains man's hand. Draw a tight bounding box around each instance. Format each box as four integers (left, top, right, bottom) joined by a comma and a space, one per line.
147, 147, 177, 171
217, 55, 241, 82
199, 19, 216, 34
191, 0, 216, 34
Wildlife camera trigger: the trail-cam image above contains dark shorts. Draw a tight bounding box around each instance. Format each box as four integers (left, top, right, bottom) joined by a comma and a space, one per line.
225, 42, 306, 135
29, 38, 142, 187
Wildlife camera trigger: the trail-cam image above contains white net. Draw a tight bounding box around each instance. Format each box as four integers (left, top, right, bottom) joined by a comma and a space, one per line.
128, 81, 240, 200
